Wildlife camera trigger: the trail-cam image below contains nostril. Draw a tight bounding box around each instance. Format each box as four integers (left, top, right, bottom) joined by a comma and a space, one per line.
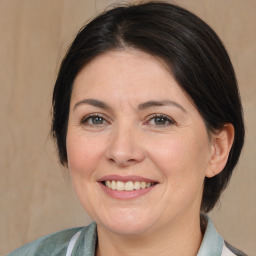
108, 158, 115, 163
107, 155, 137, 165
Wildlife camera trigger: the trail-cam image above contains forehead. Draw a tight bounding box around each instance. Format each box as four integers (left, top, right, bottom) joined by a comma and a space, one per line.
71, 49, 183, 100
75, 49, 170, 81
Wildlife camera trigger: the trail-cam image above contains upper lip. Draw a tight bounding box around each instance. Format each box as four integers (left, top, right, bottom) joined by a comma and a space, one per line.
97, 175, 157, 183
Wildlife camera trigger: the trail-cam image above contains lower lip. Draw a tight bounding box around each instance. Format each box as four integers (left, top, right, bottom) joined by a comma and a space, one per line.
98, 182, 156, 200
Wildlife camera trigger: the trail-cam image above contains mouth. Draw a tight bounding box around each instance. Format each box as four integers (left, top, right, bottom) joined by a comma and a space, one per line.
98, 175, 158, 199
103, 180, 157, 191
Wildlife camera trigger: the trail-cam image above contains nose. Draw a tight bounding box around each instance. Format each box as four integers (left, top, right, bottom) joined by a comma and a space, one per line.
105, 125, 145, 167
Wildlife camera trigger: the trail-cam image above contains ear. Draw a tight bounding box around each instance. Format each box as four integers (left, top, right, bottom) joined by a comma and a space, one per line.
206, 123, 235, 178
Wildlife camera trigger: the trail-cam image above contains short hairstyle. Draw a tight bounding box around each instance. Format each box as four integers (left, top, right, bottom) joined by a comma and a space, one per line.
51, 1, 245, 212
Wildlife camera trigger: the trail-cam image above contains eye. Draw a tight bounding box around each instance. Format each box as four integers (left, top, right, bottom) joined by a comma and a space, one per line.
81, 114, 109, 126
146, 114, 175, 127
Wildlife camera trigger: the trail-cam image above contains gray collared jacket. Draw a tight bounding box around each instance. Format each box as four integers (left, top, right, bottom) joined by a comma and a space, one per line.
7, 217, 247, 256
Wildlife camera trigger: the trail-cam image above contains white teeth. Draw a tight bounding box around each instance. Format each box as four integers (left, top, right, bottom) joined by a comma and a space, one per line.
104, 180, 154, 191
111, 180, 117, 190
141, 181, 146, 189
106, 180, 111, 187
125, 181, 134, 191
134, 181, 140, 190
116, 181, 125, 191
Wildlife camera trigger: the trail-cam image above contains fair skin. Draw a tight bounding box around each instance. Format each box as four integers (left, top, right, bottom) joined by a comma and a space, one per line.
66, 49, 234, 256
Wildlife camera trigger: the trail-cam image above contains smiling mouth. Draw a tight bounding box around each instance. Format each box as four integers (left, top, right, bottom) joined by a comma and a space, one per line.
103, 180, 157, 191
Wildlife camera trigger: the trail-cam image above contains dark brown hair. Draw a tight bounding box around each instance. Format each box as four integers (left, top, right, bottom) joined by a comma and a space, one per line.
51, 1, 244, 212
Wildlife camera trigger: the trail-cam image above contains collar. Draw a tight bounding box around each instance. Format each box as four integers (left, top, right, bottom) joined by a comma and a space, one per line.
71, 222, 97, 256
197, 215, 224, 256
70, 216, 224, 256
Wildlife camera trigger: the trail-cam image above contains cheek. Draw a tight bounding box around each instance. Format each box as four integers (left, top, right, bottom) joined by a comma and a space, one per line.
147, 133, 209, 187
66, 133, 105, 177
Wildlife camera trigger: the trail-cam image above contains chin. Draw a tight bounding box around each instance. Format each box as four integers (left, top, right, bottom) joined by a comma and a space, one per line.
103, 221, 152, 236
96, 211, 156, 236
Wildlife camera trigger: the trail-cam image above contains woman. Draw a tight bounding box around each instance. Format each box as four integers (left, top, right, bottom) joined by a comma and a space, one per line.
8, 2, 246, 256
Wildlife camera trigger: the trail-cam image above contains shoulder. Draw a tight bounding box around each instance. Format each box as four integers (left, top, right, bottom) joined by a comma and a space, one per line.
223, 241, 248, 256
198, 215, 247, 256
6, 224, 93, 256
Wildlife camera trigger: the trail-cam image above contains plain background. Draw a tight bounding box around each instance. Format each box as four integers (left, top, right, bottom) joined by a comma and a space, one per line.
1, 0, 255, 255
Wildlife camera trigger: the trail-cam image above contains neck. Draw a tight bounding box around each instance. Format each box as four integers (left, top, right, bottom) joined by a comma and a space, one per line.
96, 213, 203, 256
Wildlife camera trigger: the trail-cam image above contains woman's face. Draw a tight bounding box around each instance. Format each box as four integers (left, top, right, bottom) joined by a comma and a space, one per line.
66, 49, 214, 236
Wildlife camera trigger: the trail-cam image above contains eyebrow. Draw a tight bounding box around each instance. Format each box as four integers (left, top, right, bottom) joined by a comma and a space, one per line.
73, 98, 186, 113
73, 99, 111, 111
138, 100, 187, 113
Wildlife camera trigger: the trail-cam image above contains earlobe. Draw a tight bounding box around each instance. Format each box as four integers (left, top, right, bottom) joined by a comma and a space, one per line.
206, 123, 235, 178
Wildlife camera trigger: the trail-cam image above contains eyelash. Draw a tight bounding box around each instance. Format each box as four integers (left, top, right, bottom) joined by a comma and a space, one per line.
80, 114, 109, 126
80, 113, 176, 127
145, 114, 176, 127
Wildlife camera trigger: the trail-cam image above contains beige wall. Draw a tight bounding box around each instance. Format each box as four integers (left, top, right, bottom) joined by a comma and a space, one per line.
1, 0, 255, 255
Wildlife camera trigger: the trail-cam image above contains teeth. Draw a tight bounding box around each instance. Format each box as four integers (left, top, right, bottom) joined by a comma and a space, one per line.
134, 181, 140, 190
116, 181, 125, 191
141, 181, 146, 189
105, 180, 111, 187
125, 181, 134, 191
104, 180, 154, 191
111, 180, 117, 190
